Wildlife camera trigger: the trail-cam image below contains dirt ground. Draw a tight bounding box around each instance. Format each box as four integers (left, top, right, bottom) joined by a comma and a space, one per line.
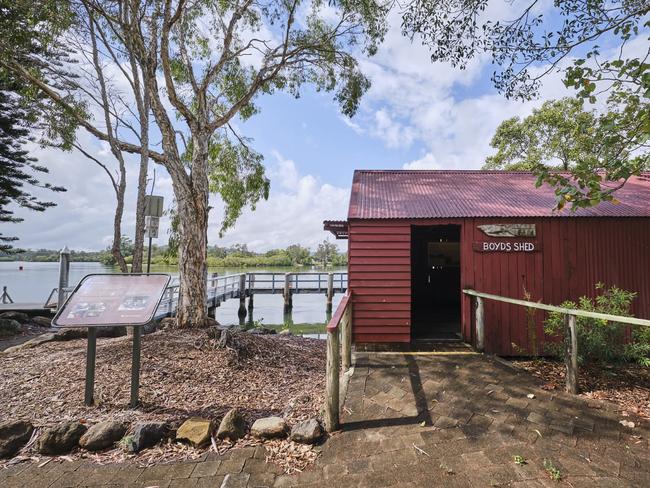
0, 329, 326, 466
512, 358, 650, 419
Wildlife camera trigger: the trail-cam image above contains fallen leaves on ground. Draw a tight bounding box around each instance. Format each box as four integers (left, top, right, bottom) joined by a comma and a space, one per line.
0, 329, 326, 470
512, 358, 650, 419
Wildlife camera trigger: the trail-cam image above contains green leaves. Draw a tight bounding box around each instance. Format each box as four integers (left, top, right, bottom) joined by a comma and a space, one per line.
484, 94, 649, 210
207, 132, 269, 236
543, 284, 647, 365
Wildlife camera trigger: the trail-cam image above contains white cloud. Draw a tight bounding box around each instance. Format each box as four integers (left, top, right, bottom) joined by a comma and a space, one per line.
403, 153, 440, 170
341, 7, 578, 168
209, 151, 348, 252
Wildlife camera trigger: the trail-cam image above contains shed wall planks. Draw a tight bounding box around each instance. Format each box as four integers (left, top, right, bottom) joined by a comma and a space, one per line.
348, 217, 650, 355
348, 221, 412, 342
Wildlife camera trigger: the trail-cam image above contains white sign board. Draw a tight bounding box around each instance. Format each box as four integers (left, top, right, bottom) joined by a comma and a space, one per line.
145, 216, 160, 239
144, 195, 164, 217
53, 274, 171, 327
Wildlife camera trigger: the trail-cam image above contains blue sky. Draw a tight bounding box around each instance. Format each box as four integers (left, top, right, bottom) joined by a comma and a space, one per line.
9, 5, 648, 252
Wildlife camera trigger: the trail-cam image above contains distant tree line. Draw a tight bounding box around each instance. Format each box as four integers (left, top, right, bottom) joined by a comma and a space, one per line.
0, 239, 347, 268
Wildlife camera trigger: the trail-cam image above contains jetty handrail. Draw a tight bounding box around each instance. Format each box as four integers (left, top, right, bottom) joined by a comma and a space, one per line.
324, 291, 353, 432
463, 288, 650, 394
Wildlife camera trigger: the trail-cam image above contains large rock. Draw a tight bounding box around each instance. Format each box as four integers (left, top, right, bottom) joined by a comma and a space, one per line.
31, 316, 53, 327
126, 422, 170, 453
251, 417, 286, 439
0, 311, 29, 323
37, 421, 87, 455
0, 318, 21, 337
54, 326, 127, 341
3, 333, 57, 353
216, 409, 246, 441
79, 421, 128, 452
290, 419, 322, 444
0, 420, 34, 458
176, 418, 213, 447
54, 328, 86, 341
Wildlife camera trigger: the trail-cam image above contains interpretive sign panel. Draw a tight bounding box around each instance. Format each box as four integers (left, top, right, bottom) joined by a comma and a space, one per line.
53, 274, 171, 328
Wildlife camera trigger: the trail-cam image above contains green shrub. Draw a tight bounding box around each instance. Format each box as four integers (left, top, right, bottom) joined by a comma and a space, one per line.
544, 283, 649, 365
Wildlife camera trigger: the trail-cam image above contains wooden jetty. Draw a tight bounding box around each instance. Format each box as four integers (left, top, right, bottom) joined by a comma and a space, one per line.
156, 272, 348, 320
1, 272, 348, 320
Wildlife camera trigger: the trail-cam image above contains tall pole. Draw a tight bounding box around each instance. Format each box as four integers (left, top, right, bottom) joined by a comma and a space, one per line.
146, 237, 153, 274
57, 246, 71, 309
85, 327, 97, 406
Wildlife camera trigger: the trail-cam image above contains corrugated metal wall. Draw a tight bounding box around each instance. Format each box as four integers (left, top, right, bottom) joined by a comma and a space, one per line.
349, 217, 650, 355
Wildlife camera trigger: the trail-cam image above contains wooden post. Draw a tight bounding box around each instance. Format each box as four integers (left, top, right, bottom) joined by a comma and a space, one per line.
237, 273, 247, 318
565, 314, 578, 394
85, 327, 97, 406
248, 274, 255, 311
325, 328, 340, 431
326, 273, 334, 313
341, 302, 352, 371
130, 325, 142, 408
283, 273, 293, 312
57, 246, 70, 310
1, 286, 13, 304
475, 296, 485, 352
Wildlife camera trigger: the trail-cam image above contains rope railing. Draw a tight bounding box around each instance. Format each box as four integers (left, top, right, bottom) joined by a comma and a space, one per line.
463, 289, 650, 394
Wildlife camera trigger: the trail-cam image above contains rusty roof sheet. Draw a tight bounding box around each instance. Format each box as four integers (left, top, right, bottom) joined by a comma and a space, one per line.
348, 170, 650, 219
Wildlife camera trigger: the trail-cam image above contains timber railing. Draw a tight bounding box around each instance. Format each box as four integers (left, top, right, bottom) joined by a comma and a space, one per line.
324, 291, 353, 432
463, 289, 650, 394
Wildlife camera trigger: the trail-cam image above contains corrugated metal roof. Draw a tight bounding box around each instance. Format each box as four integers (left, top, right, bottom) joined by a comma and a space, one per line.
348, 170, 650, 219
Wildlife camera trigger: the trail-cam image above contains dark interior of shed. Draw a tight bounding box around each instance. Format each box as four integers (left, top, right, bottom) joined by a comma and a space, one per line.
411, 225, 461, 341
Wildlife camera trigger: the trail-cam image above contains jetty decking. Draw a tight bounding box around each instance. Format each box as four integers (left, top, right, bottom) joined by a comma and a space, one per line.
157, 272, 348, 319
1, 272, 348, 319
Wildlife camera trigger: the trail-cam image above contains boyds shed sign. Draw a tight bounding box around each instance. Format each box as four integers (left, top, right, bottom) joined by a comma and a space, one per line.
474, 223, 540, 253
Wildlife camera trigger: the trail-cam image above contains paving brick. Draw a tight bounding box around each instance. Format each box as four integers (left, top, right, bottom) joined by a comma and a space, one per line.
220, 473, 250, 488
6, 353, 645, 488
191, 461, 222, 478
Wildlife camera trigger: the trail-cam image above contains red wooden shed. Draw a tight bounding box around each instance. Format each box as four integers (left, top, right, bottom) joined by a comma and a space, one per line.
325, 170, 650, 355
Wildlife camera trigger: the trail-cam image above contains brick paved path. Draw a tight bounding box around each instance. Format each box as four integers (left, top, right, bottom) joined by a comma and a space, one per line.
2, 352, 648, 487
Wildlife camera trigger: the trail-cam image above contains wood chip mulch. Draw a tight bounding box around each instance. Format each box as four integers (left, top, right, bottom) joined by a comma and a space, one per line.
512, 358, 650, 420
0, 329, 326, 470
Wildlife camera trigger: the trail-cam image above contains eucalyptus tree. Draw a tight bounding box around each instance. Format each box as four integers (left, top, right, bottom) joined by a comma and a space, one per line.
401, 0, 649, 207
3, 0, 389, 327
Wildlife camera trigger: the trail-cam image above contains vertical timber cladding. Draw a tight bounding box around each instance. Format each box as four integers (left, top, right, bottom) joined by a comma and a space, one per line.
467, 217, 650, 356
348, 217, 650, 353
348, 220, 412, 343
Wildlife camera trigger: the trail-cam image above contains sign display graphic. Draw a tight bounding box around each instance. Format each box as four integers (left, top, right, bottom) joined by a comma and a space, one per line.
53, 274, 171, 327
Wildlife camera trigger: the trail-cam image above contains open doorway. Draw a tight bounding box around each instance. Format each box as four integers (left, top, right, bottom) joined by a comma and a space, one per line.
411, 225, 461, 341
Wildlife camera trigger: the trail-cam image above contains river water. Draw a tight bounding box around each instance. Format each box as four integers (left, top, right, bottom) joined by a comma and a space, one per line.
0, 262, 344, 337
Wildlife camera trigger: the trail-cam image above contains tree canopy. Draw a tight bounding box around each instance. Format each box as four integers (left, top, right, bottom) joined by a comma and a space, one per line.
484, 97, 648, 210
0, 1, 73, 251
0, 0, 390, 326
402, 0, 649, 207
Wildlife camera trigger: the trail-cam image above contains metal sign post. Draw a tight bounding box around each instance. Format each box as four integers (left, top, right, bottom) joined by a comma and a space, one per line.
144, 195, 164, 275
85, 328, 97, 406
130, 324, 142, 408
52, 274, 171, 408
144, 216, 160, 274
